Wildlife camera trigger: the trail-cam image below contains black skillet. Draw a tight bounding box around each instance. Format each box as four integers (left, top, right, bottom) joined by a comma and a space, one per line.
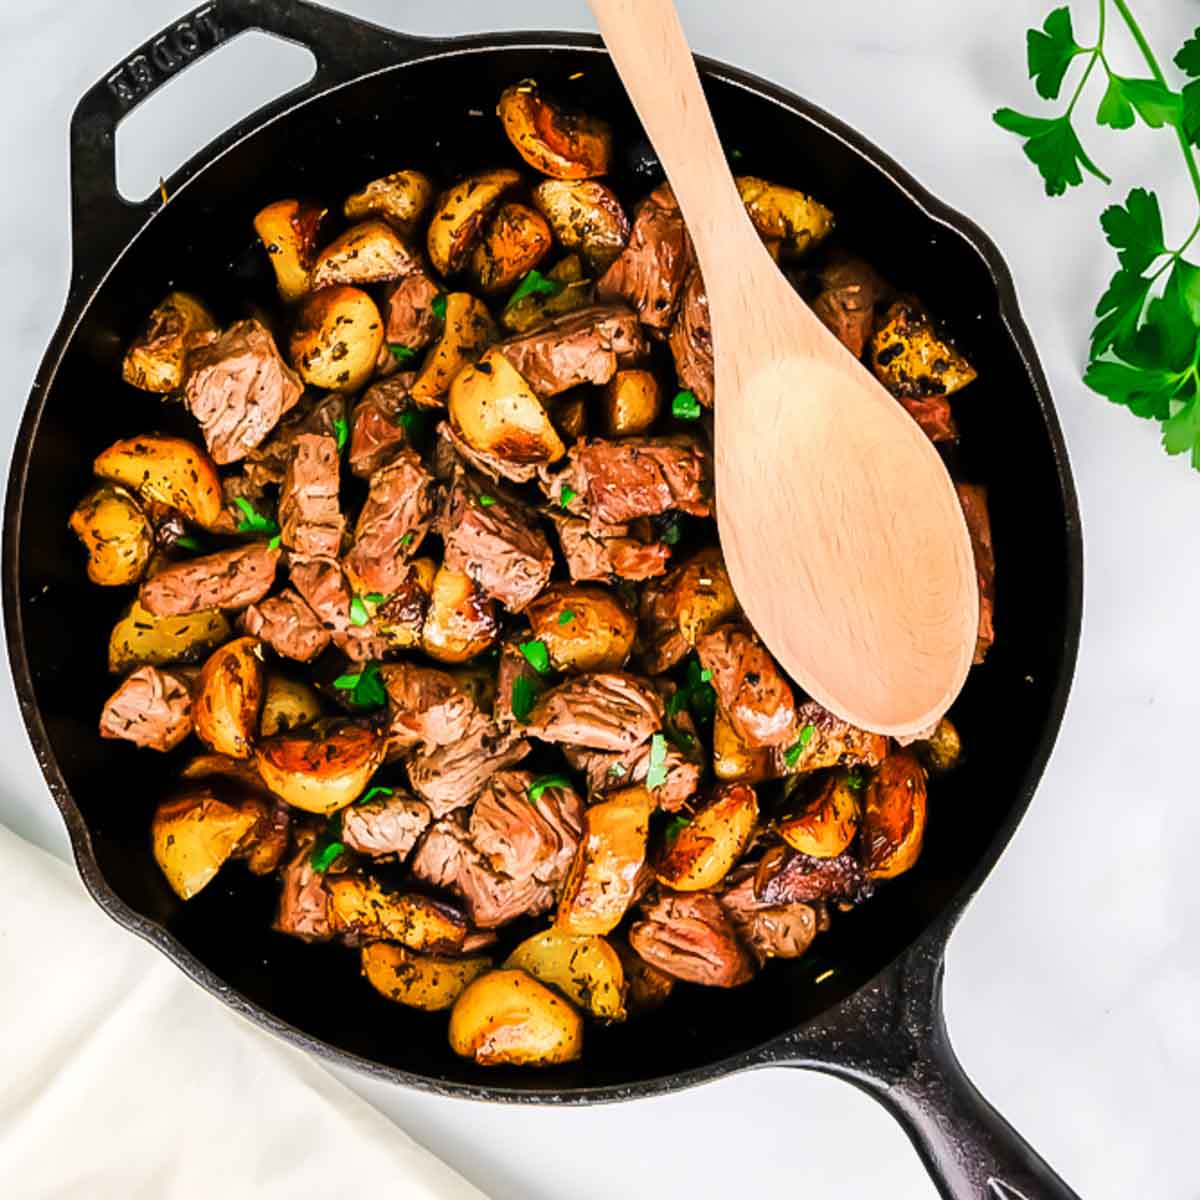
3, 2, 1084, 1197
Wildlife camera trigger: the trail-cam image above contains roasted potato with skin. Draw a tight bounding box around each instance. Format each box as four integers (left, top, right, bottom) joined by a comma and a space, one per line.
421, 566, 499, 664
505, 930, 626, 1020
254, 199, 326, 301
344, 170, 434, 235
108, 599, 231, 674
532, 180, 630, 271
656, 783, 758, 891
615, 940, 675, 1015
151, 786, 258, 900
362, 943, 490, 1012
916, 716, 963, 773
69, 484, 154, 586
640, 546, 739, 674
779, 772, 861, 859
602, 369, 661, 437
121, 291, 217, 392
327, 875, 467, 952
94, 434, 223, 529
557, 786, 655, 936
255, 722, 386, 814
410, 293, 496, 407
862, 751, 928, 880
470, 203, 553, 294
194, 637, 265, 759
498, 82, 612, 180
289, 286, 384, 392
552, 391, 588, 441
870, 299, 977, 400
260, 674, 322, 737
735, 176, 834, 255
374, 557, 436, 650
524, 583, 636, 672
311, 220, 422, 289
500, 253, 594, 334
427, 169, 522, 277
449, 348, 565, 465
448, 968, 584, 1066
180, 752, 271, 793
712, 709, 774, 784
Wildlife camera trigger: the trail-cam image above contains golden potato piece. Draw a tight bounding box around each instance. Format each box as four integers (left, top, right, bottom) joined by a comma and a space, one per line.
374, 556, 436, 650
870, 299, 977, 400
254, 199, 326, 301
151, 786, 257, 900
602, 369, 661, 437
344, 170, 434, 235
779, 772, 860, 859
69, 484, 153, 587
362, 943, 490, 1012
615, 941, 675, 1015
122, 291, 218, 392
410, 293, 496, 407
180, 752, 271, 793
640, 545, 739, 674
917, 716, 963, 773
260, 674, 322, 737
421, 566, 499, 664
505, 930, 626, 1020
557, 786, 655, 936
108, 600, 231, 674
94, 434, 223, 529
532, 180, 629, 271
500, 254, 594, 334
426, 168, 521, 277
734, 175, 834, 255
449, 348, 565, 465
552, 391, 588, 441
255, 723, 386, 815
524, 583, 635, 672
862, 751, 928, 880
326, 875, 467, 952
470, 203, 553, 294
712, 709, 773, 784
448, 968, 583, 1066
289, 285, 384, 392
498, 83, 611, 180
656, 783, 758, 892
194, 637, 265, 759
311, 219, 422, 289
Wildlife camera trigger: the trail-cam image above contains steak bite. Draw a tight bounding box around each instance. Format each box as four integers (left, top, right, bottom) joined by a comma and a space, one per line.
551, 514, 671, 583
240, 588, 330, 663
629, 892, 754, 987
696, 623, 798, 749
957, 482, 995, 664
667, 268, 714, 408
274, 831, 335, 943
288, 555, 391, 663
348, 374, 414, 478
140, 542, 280, 616
525, 672, 664, 752
809, 252, 887, 359
341, 792, 431, 860
245, 392, 346, 489
184, 319, 304, 464
405, 712, 530, 817
99, 666, 193, 751
381, 661, 480, 755
720, 873, 826, 962
384, 272, 442, 352
278, 432, 345, 558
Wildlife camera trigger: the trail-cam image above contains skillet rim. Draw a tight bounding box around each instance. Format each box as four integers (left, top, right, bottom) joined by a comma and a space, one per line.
2, 33, 1083, 1104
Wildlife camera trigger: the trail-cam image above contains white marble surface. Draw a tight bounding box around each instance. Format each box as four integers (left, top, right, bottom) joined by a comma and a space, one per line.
1, 1, 1196, 1196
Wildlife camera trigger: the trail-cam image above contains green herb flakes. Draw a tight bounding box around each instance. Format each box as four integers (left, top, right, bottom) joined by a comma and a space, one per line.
348, 596, 370, 627
176, 535, 202, 552
558, 485, 578, 509
558, 609, 575, 625
509, 268, 564, 305
672, 389, 702, 420
268, 534, 281, 551
783, 723, 817, 768
233, 496, 279, 536
519, 639, 551, 674
389, 344, 418, 364
358, 785, 394, 806
432, 293, 448, 322
332, 416, 349, 454
528, 774, 572, 805
332, 662, 387, 711
510, 673, 540, 724
664, 815, 690, 843
478, 494, 496, 507
645, 733, 669, 789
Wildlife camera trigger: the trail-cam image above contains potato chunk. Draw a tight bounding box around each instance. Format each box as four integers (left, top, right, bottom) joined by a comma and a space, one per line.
524, 583, 636, 672
712, 710, 774, 784
361, 943, 490, 1012
94, 434, 223, 529
735, 176, 834, 255
779, 772, 861, 859
427, 169, 521, 277
421, 567, 499, 664
343, 170, 434, 235
505, 930, 626, 1020
259, 675, 322, 737
655, 784, 758, 891
498, 83, 611, 179
532, 180, 629, 270
151, 786, 258, 900
410, 293, 496, 407
108, 599, 231, 674
290, 286, 384, 392
311, 220, 422, 288
862, 751, 928, 879
448, 968, 583, 1066
602, 369, 661, 437
122, 291, 218, 392
69, 485, 153, 586
870, 299, 977, 399
326, 876, 466, 952
471, 203, 553, 294
193, 637, 265, 760
255, 723, 386, 815
254, 199, 325, 301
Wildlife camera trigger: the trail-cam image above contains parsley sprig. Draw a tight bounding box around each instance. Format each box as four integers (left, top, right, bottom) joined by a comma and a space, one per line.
995, 3, 1200, 468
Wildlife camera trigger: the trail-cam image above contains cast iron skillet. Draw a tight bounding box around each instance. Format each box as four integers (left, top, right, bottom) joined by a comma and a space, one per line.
3, 2, 1084, 1196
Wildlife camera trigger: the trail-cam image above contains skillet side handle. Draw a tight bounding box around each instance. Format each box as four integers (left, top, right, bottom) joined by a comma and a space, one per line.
67, 0, 429, 294
773, 925, 1081, 1200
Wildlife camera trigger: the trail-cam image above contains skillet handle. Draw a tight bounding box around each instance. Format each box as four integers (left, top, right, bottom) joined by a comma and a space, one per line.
771, 921, 1081, 1199
67, 0, 429, 294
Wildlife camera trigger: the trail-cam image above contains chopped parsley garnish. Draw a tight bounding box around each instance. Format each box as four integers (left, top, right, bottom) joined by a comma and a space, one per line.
700, 668, 712, 682
509, 268, 564, 305
528, 774, 572, 804
478, 494, 496, 507
558, 609, 575, 625
176, 535, 202, 552
519, 639, 551, 674
395, 407, 426, 438
664, 814, 691, 843
358, 785, 394, 806
783, 723, 817, 768
645, 733, 669, 789
332, 661, 387, 711
729, 148, 745, 161
389, 343, 418, 364
233, 496, 279, 536
558, 485, 578, 509
510, 673, 540, 723
399, 532, 415, 549
309, 815, 346, 873
364, 592, 388, 605
672, 389, 702, 420
845, 768, 866, 791
431, 293, 448, 322
268, 534, 281, 551
660, 517, 683, 546
348, 596, 370, 627
607, 761, 627, 779
668, 656, 716, 725
332, 416, 349, 454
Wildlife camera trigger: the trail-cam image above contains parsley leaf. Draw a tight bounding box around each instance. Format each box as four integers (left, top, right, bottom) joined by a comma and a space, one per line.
333, 662, 387, 711
1092, 268, 1154, 357
1097, 76, 1182, 131
358, 785, 393, 806
992, 108, 1110, 195
528, 774, 572, 804
478, 494, 496, 507
663, 814, 690, 844
389, 344, 418, 364
558, 485, 578, 509
509, 269, 564, 305
332, 416, 349, 454
510, 673, 540, 724
1101, 188, 1167, 275
660, 516, 683, 546
398, 532, 415, 549
783, 723, 817, 769
395, 407, 426, 438
645, 733, 669, 789
233, 496, 279, 536
1027, 6, 1084, 100
672, 389, 702, 420
431, 293, 447, 322
607, 761, 627, 780
519, 639, 551, 674
175, 534, 202, 552
558, 609, 575, 625
309, 815, 346, 873
268, 534, 282, 551
846, 768, 866, 792
348, 596, 370, 627
1177, 28, 1200, 78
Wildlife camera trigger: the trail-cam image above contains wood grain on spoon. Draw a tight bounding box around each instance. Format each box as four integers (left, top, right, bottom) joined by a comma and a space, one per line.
589, 0, 978, 737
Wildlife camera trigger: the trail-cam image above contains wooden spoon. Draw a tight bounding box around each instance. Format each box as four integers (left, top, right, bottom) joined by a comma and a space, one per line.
589, 0, 978, 738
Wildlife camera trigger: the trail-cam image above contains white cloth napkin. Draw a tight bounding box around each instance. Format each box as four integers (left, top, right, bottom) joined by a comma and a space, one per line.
0, 822, 490, 1200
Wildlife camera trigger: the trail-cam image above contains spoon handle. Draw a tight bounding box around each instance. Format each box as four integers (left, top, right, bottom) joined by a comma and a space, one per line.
588, 0, 754, 268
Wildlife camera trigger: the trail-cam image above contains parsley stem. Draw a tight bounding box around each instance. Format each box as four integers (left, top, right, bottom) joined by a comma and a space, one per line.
1067, 0, 1107, 118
